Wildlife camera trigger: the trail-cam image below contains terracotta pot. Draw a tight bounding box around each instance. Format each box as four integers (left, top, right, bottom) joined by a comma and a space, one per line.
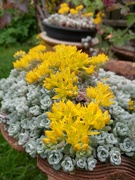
0, 123, 24, 152
37, 155, 135, 180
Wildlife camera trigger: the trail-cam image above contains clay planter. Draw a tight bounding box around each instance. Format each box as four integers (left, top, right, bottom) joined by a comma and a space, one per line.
0, 123, 24, 152
105, 59, 135, 80
37, 155, 135, 180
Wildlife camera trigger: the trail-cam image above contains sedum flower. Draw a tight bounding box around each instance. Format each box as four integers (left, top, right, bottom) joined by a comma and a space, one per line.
13, 45, 46, 70
58, 3, 70, 14
44, 100, 110, 153
86, 82, 114, 107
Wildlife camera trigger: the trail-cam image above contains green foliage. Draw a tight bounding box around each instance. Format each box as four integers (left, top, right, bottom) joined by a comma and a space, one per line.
66, 0, 103, 12
0, 12, 38, 46
0, 44, 32, 78
109, 29, 135, 46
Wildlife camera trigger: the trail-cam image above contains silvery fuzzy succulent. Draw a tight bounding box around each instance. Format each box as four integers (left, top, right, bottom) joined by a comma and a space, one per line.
20, 118, 31, 129
113, 122, 129, 137
36, 137, 46, 154
38, 114, 50, 129
109, 103, 132, 122
18, 131, 30, 145
16, 102, 29, 115
29, 129, 42, 139
94, 131, 108, 145
29, 117, 39, 130
27, 86, 42, 101
61, 157, 75, 172
97, 145, 110, 162
40, 95, 52, 110
25, 139, 38, 158
120, 138, 135, 156
87, 156, 97, 171
47, 150, 63, 170
128, 119, 135, 140
109, 149, 121, 165
7, 113, 21, 123
105, 133, 118, 147
7, 121, 21, 137
76, 157, 87, 169
29, 105, 41, 116
10, 69, 22, 78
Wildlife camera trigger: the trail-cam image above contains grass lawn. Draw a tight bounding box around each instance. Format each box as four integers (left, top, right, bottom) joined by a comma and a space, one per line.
0, 44, 47, 180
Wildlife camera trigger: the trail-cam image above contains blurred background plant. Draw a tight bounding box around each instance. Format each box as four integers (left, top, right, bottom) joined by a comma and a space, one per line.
0, 0, 38, 46
64, 0, 135, 57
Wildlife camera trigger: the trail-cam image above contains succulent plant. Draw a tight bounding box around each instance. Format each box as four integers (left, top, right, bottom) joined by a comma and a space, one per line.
0, 44, 135, 173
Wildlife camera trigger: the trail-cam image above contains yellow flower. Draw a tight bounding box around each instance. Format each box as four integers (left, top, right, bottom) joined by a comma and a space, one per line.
83, 65, 95, 75
70, 8, 78, 15
90, 53, 109, 66
44, 100, 110, 152
128, 99, 134, 110
94, 16, 102, 24
83, 12, 93, 17
60, 3, 68, 7
74, 143, 81, 151
86, 82, 114, 107
75, 5, 84, 11
58, 6, 70, 14
13, 45, 46, 69
82, 144, 89, 151
14, 50, 26, 59
94, 12, 105, 24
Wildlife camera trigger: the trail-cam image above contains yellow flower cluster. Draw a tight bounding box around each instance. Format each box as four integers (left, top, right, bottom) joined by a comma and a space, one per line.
128, 99, 135, 111
13, 44, 114, 153
13, 44, 109, 101
58, 3, 104, 24
13, 45, 46, 69
58, 3, 70, 14
86, 82, 114, 107
43, 100, 110, 152
94, 12, 105, 24
58, 3, 84, 15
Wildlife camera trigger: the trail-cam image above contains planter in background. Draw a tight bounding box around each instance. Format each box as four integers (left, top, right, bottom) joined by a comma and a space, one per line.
37, 155, 135, 180
42, 21, 97, 42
